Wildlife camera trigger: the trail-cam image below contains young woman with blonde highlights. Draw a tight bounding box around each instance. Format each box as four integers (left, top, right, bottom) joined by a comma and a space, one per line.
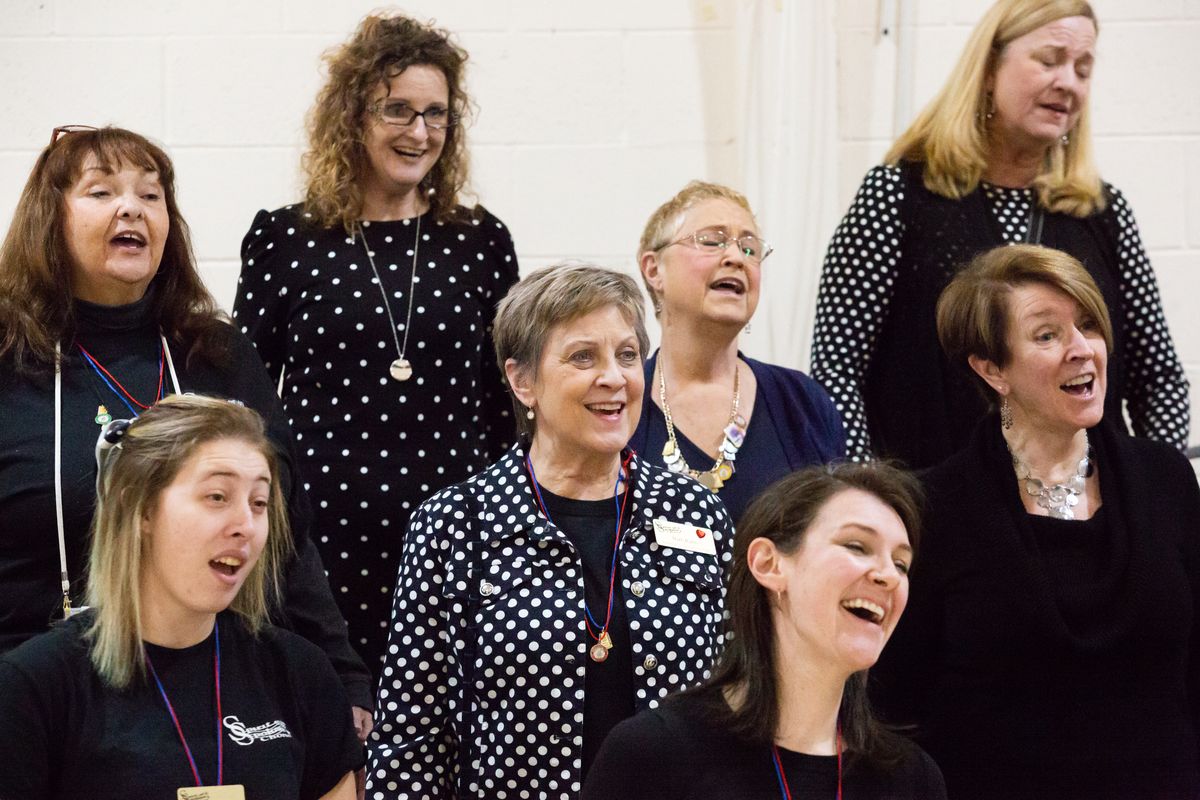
810, 0, 1188, 469
0, 395, 362, 799
234, 12, 520, 676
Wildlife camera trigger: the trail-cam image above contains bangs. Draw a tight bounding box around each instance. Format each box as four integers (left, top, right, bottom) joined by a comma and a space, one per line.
51, 128, 170, 191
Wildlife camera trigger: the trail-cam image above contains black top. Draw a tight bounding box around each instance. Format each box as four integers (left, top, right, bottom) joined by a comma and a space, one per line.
583, 691, 947, 799
0, 611, 363, 799
811, 163, 1190, 467
0, 292, 373, 708
538, 485, 636, 777
233, 204, 519, 672
872, 418, 1200, 798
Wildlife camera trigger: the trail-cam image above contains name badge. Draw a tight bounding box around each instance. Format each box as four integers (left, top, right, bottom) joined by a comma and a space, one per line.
177, 786, 246, 800
652, 518, 716, 556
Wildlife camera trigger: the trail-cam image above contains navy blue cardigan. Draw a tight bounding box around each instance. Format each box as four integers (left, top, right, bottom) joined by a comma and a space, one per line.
629, 352, 846, 522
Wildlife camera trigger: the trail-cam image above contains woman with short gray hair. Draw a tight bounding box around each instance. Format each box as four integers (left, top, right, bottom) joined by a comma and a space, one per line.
367, 264, 733, 799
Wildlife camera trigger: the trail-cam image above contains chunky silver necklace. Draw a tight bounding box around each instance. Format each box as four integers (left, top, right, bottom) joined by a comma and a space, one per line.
357, 216, 420, 381
1008, 432, 1092, 520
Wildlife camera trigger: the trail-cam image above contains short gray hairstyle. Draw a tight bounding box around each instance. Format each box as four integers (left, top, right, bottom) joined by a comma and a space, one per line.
493, 263, 650, 439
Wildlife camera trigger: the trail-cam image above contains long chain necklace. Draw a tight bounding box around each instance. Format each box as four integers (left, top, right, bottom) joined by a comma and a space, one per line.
658, 359, 746, 492
1007, 432, 1093, 520
357, 216, 421, 382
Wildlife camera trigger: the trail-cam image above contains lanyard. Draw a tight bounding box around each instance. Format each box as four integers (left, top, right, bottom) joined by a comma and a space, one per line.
524, 451, 633, 647
52, 334, 181, 617
144, 618, 225, 787
772, 725, 843, 800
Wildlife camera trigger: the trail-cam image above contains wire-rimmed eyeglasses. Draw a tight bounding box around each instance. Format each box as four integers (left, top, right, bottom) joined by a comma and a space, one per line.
367, 100, 456, 131
659, 229, 773, 264
49, 124, 99, 147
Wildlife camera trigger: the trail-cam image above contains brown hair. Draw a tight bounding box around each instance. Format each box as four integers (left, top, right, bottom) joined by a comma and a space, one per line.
493, 263, 650, 439
0, 127, 223, 372
636, 181, 757, 313
936, 243, 1112, 403
86, 394, 292, 688
303, 12, 474, 231
686, 462, 924, 770
885, 0, 1103, 216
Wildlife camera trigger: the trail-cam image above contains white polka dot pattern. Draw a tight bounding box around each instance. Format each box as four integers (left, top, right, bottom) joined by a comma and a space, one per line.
365, 446, 733, 799
232, 204, 521, 671
811, 165, 1190, 456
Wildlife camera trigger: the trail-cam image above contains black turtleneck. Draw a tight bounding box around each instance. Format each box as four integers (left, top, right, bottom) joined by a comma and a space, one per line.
0, 291, 374, 708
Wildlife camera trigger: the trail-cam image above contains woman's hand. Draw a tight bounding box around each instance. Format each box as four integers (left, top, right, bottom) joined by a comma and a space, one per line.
353, 705, 374, 742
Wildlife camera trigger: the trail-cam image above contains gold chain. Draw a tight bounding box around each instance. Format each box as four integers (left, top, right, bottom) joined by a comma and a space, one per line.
658, 359, 747, 492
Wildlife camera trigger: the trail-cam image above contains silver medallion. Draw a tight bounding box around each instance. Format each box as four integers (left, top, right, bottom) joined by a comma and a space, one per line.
390, 358, 413, 382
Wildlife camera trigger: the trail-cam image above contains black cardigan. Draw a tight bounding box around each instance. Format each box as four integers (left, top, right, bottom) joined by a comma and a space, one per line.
0, 294, 373, 708
872, 417, 1200, 798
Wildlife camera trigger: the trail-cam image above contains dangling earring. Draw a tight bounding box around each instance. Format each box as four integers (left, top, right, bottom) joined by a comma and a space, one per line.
743, 320, 753, 335
1000, 396, 1013, 430
653, 298, 663, 316
983, 91, 995, 121
526, 407, 535, 420
1061, 132, 1070, 146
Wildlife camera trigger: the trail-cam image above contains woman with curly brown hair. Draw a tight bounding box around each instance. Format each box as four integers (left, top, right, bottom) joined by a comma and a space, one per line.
233, 12, 520, 676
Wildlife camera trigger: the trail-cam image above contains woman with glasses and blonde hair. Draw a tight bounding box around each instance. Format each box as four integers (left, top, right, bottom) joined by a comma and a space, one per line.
811, 0, 1189, 469
234, 12, 520, 676
0, 395, 362, 798
629, 181, 845, 523
0, 125, 372, 733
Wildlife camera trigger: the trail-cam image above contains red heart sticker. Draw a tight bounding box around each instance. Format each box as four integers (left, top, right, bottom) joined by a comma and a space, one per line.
695, 529, 706, 538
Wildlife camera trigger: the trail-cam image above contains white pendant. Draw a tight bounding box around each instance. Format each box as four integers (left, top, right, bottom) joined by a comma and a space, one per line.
390, 358, 413, 382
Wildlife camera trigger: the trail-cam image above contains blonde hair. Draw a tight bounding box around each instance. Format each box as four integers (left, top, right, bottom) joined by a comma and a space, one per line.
936, 243, 1112, 403
302, 12, 474, 231
885, 0, 1103, 216
636, 180, 758, 312
85, 395, 292, 688
494, 264, 650, 439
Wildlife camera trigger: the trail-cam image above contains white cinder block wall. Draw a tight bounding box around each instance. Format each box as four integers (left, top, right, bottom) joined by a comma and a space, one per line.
1, 0, 1196, 444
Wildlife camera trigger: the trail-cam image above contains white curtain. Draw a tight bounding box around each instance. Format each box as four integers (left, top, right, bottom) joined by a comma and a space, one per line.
734, 0, 839, 371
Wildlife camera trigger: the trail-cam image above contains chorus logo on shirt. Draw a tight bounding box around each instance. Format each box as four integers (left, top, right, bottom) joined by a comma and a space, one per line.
223, 715, 293, 745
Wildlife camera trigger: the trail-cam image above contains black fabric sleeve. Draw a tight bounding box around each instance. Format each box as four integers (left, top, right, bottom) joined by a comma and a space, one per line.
202, 325, 374, 709
233, 208, 292, 383
0, 660, 52, 798
477, 209, 520, 462
293, 635, 368, 800
582, 710, 680, 800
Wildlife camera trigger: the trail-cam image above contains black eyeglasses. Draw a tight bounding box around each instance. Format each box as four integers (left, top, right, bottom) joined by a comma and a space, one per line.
49, 124, 99, 147
367, 101, 456, 131
660, 229, 774, 264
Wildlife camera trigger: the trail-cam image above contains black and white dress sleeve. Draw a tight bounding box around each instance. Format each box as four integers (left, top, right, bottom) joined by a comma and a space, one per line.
810, 164, 906, 459
1108, 187, 1191, 449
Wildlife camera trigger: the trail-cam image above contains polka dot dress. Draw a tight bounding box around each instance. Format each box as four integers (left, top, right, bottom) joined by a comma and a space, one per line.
811, 164, 1190, 457
233, 205, 519, 673
366, 447, 733, 799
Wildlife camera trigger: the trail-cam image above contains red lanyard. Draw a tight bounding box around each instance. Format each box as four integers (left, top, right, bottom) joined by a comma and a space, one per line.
144, 619, 224, 786
77, 341, 165, 412
772, 725, 842, 800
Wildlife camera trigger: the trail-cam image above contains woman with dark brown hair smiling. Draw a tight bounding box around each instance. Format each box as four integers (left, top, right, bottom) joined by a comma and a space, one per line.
583, 463, 945, 799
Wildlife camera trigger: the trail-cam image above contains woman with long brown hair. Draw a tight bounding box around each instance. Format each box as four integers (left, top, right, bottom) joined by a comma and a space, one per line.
234, 12, 519, 674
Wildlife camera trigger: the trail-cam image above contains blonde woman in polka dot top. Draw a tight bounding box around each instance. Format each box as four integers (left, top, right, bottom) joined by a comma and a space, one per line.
367, 265, 733, 799
811, 0, 1189, 469
233, 14, 519, 686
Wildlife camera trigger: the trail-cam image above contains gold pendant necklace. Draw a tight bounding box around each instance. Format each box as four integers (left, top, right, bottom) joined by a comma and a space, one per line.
357, 215, 421, 382
658, 359, 747, 492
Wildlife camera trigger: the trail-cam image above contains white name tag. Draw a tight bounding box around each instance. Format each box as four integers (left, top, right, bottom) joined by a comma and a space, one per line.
652, 518, 717, 556
177, 786, 246, 800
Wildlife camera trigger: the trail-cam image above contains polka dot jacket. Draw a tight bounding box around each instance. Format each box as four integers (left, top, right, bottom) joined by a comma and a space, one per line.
811, 164, 1190, 458
366, 445, 734, 800
233, 204, 519, 672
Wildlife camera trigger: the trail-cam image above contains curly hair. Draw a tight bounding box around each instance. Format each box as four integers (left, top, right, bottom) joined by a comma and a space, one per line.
885, 0, 1102, 217
0, 126, 224, 373
303, 13, 476, 231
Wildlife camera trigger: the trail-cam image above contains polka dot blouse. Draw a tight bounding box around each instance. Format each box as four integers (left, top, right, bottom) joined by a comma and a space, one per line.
811, 164, 1190, 458
233, 205, 519, 673
366, 446, 733, 799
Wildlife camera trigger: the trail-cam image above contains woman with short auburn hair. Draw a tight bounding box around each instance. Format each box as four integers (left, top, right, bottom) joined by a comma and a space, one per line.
811, 0, 1189, 470
0, 395, 361, 799
0, 126, 372, 733
872, 244, 1200, 797
584, 462, 946, 799
368, 264, 733, 798
234, 12, 519, 676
